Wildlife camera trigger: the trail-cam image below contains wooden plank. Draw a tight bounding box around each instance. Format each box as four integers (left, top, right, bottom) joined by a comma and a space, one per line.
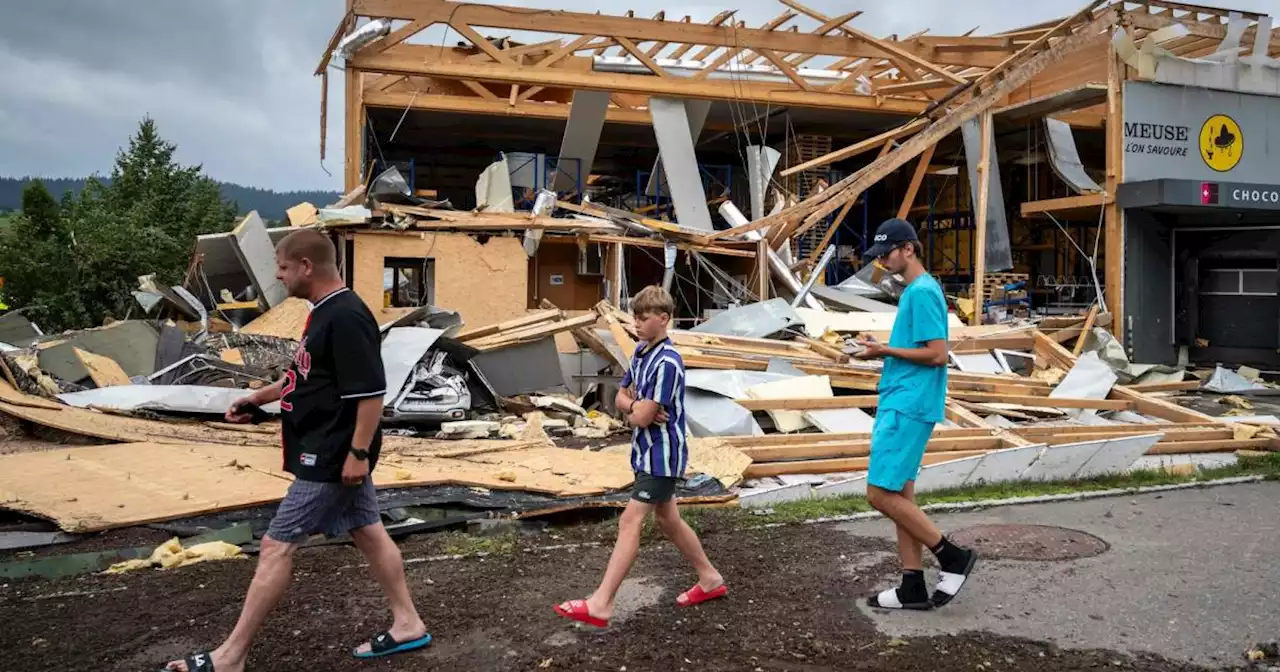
776, 0, 966, 83
897, 143, 937, 219
947, 379, 1051, 396
586, 234, 758, 258
948, 391, 1134, 410
1039, 429, 1232, 445
755, 238, 770, 300
1109, 386, 1221, 424
469, 313, 599, 350
572, 327, 627, 372
778, 118, 927, 177
1104, 41, 1125, 338
742, 450, 989, 478
1033, 329, 1079, 371
971, 111, 992, 326
1011, 422, 1223, 437
741, 437, 1001, 462
799, 337, 848, 364
1128, 380, 1200, 393
603, 315, 637, 359
1147, 439, 1273, 455
355, 48, 929, 114
734, 396, 878, 411
945, 399, 992, 428
719, 426, 995, 448
456, 309, 562, 342
1072, 305, 1100, 357
1021, 193, 1108, 218
0, 355, 19, 389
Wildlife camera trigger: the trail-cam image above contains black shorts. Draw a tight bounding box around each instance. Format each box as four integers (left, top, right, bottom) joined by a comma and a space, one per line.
631, 472, 680, 504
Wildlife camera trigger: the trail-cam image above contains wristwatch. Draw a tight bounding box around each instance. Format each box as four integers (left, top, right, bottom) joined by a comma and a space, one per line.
349, 447, 370, 461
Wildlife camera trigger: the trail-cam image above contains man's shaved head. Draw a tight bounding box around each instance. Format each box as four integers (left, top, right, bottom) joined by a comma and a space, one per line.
276, 229, 337, 270
275, 229, 341, 300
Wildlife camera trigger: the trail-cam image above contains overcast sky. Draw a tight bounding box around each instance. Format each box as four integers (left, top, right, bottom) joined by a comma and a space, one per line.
0, 0, 1271, 191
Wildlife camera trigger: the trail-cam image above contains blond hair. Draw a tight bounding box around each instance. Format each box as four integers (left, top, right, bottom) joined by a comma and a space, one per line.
631, 285, 674, 318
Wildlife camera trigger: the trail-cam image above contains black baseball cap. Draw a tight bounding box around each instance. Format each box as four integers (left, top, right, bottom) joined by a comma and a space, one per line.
863, 217, 918, 262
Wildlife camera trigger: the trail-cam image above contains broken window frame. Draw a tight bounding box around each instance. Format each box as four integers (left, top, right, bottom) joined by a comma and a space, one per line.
384, 257, 436, 308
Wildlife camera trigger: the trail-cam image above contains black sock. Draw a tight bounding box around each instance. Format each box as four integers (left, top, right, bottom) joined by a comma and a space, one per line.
929, 536, 969, 573
897, 570, 927, 603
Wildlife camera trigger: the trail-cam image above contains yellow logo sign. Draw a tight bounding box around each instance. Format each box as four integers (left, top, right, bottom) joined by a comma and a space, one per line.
1199, 114, 1242, 172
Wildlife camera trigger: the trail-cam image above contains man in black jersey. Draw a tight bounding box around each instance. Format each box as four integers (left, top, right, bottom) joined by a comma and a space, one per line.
166, 230, 429, 672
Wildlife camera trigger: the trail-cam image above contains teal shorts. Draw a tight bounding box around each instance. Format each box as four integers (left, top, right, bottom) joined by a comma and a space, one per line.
868, 409, 935, 492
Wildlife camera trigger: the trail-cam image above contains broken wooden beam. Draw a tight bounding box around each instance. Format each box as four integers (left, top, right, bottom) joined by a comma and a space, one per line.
742, 450, 989, 478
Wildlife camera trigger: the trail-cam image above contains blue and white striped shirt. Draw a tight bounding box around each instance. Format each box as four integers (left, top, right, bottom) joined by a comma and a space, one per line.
620, 337, 688, 478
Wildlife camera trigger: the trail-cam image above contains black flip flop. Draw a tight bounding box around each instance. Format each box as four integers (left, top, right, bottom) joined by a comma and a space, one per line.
161, 652, 215, 672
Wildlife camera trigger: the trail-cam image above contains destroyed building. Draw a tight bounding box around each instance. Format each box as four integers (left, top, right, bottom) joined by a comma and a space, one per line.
2, 0, 1280, 556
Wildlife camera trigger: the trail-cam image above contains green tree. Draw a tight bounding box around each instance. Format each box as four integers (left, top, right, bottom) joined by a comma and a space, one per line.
0, 181, 90, 329
0, 119, 237, 332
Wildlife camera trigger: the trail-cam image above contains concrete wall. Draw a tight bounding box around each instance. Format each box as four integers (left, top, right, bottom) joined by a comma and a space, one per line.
349, 232, 528, 329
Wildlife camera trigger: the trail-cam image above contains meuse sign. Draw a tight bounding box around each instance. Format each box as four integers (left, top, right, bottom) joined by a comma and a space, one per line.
1122, 81, 1278, 183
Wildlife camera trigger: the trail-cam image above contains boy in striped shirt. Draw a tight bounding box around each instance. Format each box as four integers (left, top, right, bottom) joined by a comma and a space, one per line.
554, 286, 726, 628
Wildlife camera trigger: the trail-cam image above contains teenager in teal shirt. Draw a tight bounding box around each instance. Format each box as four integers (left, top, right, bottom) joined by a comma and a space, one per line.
855, 218, 978, 611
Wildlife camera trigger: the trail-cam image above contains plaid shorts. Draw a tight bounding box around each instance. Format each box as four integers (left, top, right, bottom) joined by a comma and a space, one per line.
265, 477, 381, 544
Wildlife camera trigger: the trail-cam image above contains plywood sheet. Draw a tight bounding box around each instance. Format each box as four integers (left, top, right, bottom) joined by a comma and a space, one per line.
0, 380, 274, 446
0, 438, 696, 532
0, 443, 292, 533
240, 297, 311, 341
74, 348, 132, 387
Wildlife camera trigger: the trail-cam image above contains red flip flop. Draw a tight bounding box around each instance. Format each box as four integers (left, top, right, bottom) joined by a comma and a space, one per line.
553, 599, 609, 628
677, 583, 727, 607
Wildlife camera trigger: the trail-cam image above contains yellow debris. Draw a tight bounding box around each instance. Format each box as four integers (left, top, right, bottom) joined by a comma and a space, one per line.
103, 537, 245, 574
103, 559, 151, 575
495, 470, 518, 482
395, 469, 413, 481
1220, 395, 1253, 410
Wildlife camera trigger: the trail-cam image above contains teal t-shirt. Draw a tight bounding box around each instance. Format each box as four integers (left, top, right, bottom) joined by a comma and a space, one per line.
879, 273, 949, 423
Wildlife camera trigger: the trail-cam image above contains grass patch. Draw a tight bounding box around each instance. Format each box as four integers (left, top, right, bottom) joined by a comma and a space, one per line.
438, 530, 519, 557
747, 452, 1280, 525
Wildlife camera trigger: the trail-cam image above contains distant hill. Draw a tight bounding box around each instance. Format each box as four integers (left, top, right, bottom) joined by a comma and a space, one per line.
0, 177, 340, 222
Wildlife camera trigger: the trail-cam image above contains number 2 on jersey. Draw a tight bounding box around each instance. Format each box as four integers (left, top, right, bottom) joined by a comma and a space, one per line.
280, 369, 298, 412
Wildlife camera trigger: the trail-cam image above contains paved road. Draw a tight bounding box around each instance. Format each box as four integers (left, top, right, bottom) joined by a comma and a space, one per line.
838, 481, 1280, 668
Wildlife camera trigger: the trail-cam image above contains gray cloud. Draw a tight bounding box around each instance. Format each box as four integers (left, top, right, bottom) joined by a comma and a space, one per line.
0, 0, 1273, 191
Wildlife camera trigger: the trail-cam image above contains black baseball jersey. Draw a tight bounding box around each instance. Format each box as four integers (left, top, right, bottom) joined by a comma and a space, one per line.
280, 288, 386, 482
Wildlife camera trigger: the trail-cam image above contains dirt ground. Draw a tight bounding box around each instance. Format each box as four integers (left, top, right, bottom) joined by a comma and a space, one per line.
0, 516, 1208, 672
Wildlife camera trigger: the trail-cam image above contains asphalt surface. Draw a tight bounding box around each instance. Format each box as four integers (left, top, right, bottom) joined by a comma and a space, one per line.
839, 481, 1280, 668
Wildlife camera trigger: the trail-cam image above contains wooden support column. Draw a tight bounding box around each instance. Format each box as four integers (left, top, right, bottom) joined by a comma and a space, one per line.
755, 239, 770, 300
1104, 41, 1126, 342
970, 111, 992, 326
344, 67, 365, 192
897, 143, 937, 220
